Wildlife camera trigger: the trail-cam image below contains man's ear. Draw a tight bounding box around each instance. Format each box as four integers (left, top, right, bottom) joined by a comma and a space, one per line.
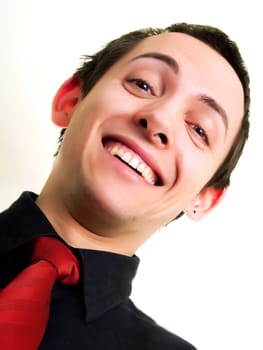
52, 76, 82, 127
184, 187, 226, 221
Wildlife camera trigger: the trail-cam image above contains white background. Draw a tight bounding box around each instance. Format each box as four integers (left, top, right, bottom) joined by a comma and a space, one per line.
0, 1, 262, 349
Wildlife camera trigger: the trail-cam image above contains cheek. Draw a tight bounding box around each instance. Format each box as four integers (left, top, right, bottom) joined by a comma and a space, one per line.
178, 152, 216, 194
83, 80, 137, 117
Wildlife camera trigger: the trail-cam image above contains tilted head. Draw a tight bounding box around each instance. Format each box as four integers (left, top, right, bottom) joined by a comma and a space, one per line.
47, 22, 249, 250
69, 23, 249, 193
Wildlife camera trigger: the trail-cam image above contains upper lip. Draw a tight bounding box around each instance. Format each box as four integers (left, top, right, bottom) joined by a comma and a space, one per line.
102, 134, 164, 186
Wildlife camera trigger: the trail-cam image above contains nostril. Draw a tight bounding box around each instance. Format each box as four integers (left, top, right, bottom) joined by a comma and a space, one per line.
138, 118, 168, 145
139, 118, 148, 128
158, 133, 168, 145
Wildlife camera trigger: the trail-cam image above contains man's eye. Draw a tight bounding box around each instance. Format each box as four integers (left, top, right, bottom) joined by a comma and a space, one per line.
127, 79, 154, 95
189, 123, 209, 145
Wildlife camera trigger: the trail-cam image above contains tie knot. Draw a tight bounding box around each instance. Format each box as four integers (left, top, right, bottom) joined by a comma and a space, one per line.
31, 237, 80, 285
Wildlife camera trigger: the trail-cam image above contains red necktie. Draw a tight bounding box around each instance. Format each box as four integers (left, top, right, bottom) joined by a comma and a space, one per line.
0, 237, 80, 350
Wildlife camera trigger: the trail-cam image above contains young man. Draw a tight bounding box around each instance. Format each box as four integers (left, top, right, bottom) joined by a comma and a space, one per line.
0, 23, 250, 349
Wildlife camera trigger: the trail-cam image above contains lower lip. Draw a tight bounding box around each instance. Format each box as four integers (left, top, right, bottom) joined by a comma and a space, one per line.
103, 147, 154, 187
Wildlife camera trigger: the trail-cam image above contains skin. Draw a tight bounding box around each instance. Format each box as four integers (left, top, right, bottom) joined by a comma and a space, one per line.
36, 32, 244, 256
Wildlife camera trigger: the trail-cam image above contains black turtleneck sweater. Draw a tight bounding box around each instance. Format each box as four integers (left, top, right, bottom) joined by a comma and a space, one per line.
0, 192, 197, 349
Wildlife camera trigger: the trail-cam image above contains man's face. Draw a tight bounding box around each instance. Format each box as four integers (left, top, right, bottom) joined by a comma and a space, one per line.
54, 32, 244, 237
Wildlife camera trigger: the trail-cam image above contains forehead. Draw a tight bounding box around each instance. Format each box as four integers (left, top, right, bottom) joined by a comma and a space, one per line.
123, 32, 239, 77
121, 32, 242, 87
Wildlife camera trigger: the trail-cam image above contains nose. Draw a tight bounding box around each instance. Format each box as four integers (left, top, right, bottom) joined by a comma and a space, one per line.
133, 110, 174, 149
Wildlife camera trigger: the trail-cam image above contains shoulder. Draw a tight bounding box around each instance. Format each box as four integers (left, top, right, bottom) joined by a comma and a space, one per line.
115, 299, 197, 350
0, 193, 37, 286
0, 204, 31, 287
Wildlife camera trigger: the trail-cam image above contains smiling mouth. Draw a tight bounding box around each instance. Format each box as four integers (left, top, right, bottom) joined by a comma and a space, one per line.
102, 138, 162, 186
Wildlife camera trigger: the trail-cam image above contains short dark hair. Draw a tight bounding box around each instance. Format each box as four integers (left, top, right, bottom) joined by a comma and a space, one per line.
57, 22, 250, 193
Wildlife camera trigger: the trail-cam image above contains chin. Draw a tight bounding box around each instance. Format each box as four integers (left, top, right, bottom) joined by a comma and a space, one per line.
73, 184, 133, 220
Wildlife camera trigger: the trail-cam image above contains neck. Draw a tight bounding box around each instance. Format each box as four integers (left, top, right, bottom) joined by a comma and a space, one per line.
36, 188, 151, 257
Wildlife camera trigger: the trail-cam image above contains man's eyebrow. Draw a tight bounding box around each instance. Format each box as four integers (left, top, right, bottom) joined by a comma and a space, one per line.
199, 94, 229, 134
130, 52, 179, 74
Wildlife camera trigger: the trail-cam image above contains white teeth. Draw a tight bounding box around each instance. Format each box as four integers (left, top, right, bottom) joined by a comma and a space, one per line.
142, 166, 154, 185
137, 163, 146, 173
122, 152, 131, 163
142, 167, 151, 176
129, 157, 140, 169
107, 144, 156, 185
